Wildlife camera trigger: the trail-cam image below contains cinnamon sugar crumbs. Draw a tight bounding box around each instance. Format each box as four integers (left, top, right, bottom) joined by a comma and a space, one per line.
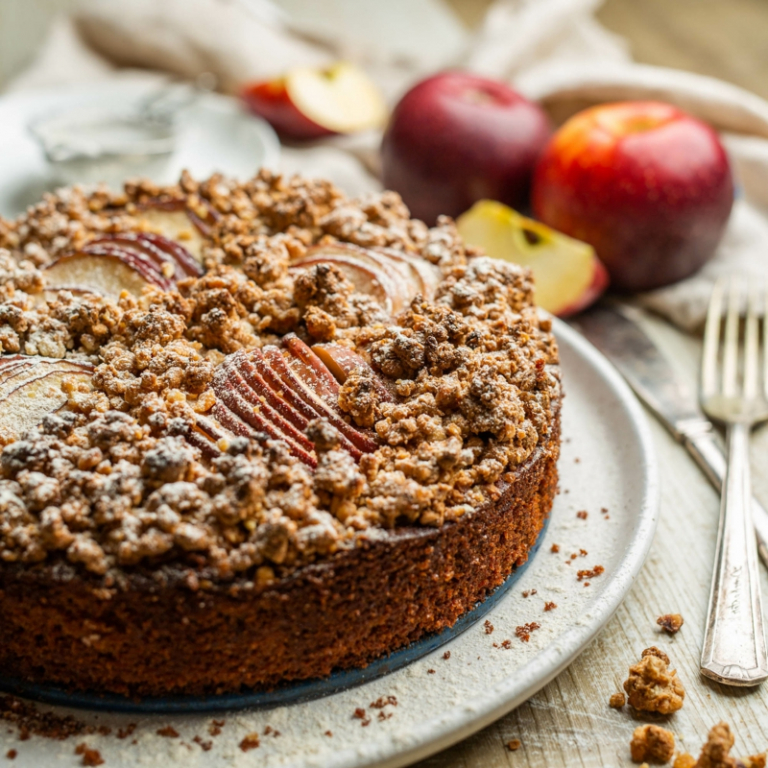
577, 565, 605, 581
353, 708, 371, 727
550, 543, 560, 553
522, 589, 537, 597
116, 724, 136, 739
370, 696, 397, 709
239, 733, 260, 752
5, 750, 17, 760
428, 669, 436, 674
0, 695, 87, 741
515, 623, 541, 642
484, 620, 494, 634
74, 744, 104, 767
501, 639, 512, 649
443, 651, 451, 660
544, 601, 557, 612
193, 735, 213, 751
507, 739, 522, 751
324, 730, 333, 737
208, 720, 225, 737
576, 510, 588, 520
156, 726, 179, 738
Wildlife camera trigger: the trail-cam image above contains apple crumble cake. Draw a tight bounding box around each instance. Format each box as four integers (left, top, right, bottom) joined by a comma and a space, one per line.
0, 171, 560, 696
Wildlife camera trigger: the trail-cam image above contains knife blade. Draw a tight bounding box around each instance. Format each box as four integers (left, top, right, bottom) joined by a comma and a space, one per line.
572, 303, 768, 568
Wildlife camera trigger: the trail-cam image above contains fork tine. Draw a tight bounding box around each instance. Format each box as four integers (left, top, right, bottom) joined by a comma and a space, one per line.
744, 283, 760, 399
702, 278, 725, 398
722, 278, 741, 398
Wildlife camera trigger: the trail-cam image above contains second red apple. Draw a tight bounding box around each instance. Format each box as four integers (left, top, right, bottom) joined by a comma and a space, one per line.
381, 72, 553, 225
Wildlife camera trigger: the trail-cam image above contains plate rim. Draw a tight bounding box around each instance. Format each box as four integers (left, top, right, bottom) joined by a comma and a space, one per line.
364, 316, 661, 768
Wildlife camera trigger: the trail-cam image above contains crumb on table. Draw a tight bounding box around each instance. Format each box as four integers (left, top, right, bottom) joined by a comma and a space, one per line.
674, 721, 766, 768
657, 614, 684, 635
623, 647, 685, 715
609, 692, 626, 709
507, 739, 522, 751
630, 724, 675, 764
239, 733, 261, 751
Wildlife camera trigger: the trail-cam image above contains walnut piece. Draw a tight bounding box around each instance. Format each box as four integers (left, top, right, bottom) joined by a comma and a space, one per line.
630, 724, 675, 764
623, 647, 685, 714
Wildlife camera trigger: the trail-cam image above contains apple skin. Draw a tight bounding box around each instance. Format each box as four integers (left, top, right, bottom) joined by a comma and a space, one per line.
380, 71, 553, 225
531, 101, 734, 293
241, 79, 335, 141
556, 259, 610, 318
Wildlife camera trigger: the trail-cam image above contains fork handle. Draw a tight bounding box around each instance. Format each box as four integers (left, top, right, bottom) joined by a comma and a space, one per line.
701, 422, 768, 686
682, 427, 768, 568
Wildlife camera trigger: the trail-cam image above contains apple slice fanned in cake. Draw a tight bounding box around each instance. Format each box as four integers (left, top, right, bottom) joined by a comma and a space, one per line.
190, 336, 382, 466
44, 232, 201, 299
0, 355, 94, 443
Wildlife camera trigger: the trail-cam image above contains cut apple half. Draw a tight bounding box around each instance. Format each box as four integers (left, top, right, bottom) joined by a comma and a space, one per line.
456, 200, 609, 317
0, 356, 93, 443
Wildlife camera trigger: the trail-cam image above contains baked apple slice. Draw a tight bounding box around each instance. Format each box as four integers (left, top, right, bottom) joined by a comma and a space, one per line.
136, 197, 219, 260
45, 247, 172, 298
84, 233, 202, 280
312, 343, 394, 403
0, 356, 93, 442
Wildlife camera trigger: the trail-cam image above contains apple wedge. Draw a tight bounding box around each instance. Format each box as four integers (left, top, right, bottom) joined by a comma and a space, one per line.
456, 200, 609, 317
135, 197, 219, 261
45, 248, 172, 298
241, 62, 387, 142
0, 356, 93, 442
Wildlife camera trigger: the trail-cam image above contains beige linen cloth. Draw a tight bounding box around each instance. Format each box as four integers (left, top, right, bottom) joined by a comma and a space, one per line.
8, 0, 768, 332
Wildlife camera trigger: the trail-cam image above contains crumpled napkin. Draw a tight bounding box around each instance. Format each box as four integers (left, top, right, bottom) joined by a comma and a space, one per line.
8, 0, 768, 333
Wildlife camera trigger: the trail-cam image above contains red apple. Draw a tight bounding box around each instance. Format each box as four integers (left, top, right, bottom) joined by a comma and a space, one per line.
532, 101, 734, 292
241, 62, 386, 142
380, 71, 553, 225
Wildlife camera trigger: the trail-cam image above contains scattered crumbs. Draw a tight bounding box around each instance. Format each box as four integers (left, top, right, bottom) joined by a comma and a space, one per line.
507, 739, 522, 751
74, 744, 104, 767
5, 750, 16, 760
576, 510, 588, 520
564, 560, 572, 565
544, 601, 557, 612
484, 620, 494, 634
577, 565, 605, 582
427, 669, 436, 675
630, 724, 675, 764
0, 696, 89, 741
324, 731, 333, 738
264, 726, 272, 736
377, 711, 393, 721
579, 549, 588, 557
609, 692, 626, 709
501, 639, 512, 649
657, 614, 684, 634
574, 457, 581, 463
515, 623, 541, 642
156, 726, 179, 738
208, 720, 225, 737
239, 733, 260, 752
550, 543, 560, 553
353, 708, 371, 727
116, 724, 136, 740
601, 507, 608, 514
493, 642, 499, 648
443, 651, 451, 660
583, 582, 590, 587
193, 735, 213, 751
570, 553, 578, 560
370, 696, 397, 709
522, 589, 537, 598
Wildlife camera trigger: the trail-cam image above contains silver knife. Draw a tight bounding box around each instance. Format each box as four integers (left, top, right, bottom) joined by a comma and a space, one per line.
572, 303, 768, 568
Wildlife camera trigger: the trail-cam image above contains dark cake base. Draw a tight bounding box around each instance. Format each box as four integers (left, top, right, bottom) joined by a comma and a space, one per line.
0, 414, 560, 698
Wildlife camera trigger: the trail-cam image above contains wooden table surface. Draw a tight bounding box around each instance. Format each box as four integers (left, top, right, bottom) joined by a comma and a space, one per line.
422, 1, 768, 766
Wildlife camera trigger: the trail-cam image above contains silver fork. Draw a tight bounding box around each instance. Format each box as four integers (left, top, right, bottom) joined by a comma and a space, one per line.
700, 278, 768, 686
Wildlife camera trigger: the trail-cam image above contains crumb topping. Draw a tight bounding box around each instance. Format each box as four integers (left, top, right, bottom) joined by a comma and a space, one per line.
630, 724, 675, 764
0, 171, 559, 581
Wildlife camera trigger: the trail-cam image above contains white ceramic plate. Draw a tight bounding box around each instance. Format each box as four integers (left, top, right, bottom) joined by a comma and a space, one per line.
0, 319, 658, 768
0, 81, 280, 218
